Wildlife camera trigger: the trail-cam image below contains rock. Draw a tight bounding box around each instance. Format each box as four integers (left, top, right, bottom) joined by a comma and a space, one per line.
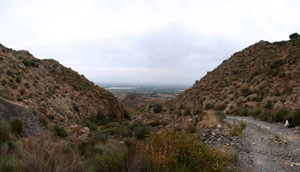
79, 127, 90, 142
200, 137, 206, 141
80, 127, 90, 135
217, 124, 222, 130
212, 131, 216, 136
284, 120, 289, 127
79, 134, 88, 142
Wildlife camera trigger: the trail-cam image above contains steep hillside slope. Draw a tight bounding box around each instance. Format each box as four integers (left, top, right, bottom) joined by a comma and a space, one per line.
0, 44, 124, 129
175, 39, 300, 113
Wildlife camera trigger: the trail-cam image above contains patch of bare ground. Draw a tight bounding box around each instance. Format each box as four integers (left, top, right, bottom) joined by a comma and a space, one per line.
225, 115, 300, 172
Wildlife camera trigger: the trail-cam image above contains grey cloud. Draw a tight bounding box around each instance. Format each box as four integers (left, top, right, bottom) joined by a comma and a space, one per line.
25, 25, 248, 85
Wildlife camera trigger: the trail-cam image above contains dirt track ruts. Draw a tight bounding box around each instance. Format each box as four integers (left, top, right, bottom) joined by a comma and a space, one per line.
225, 115, 300, 172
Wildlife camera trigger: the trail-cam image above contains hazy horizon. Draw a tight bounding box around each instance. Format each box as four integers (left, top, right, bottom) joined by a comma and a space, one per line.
1, 0, 299, 85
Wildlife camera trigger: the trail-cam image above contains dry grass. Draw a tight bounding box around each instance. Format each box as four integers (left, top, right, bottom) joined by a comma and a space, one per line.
16, 135, 83, 172
197, 111, 220, 129
137, 131, 230, 172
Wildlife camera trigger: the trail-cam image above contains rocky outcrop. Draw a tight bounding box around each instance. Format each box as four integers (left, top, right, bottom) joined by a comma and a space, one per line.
0, 97, 46, 136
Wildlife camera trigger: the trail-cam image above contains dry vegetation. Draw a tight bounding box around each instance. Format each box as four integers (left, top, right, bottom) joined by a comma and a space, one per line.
0, 115, 237, 172
174, 38, 300, 125
0, 44, 124, 136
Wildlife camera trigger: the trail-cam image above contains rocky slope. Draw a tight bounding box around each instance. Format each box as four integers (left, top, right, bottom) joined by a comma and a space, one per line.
0, 44, 124, 133
174, 38, 300, 114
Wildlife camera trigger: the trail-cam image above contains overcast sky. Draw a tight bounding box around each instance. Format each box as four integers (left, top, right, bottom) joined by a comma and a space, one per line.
1, 0, 299, 85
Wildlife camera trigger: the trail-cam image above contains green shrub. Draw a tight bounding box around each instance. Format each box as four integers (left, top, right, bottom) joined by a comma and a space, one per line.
183, 106, 192, 116
134, 125, 150, 140
1, 80, 7, 86
250, 109, 261, 117
10, 118, 23, 136
273, 109, 288, 122
251, 96, 263, 102
77, 119, 98, 132
88, 144, 128, 172
241, 87, 252, 97
264, 100, 273, 109
238, 106, 248, 116
259, 111, 271, 121
287, 113, 294, 122
270, 60, 284, 69
153, 104, 163, 113
205, 103, 214, 110
39, 117, 48, 127
230, 121, 247, 137
24, 82, 30, 88
215, 111, 226, 121
0, 118, 10, 143
0, 154, 21, 172
53, 125, 67, 138
123, 110, 131, 120
0, 89, 14, 101
73, 104, 79, 112
137, 132, 230, 171
21, 59, 40, 67
15, 76, 22, 83
89, 112, 106, 125
186, 123, 197, 133
6, 70, 13, 76
85, 121, 98, 132
293, 110, 300, 125
214, 103, 226, 111
283, 85, 293, 95
93, 131, 108, 143
96, 112, 105, 122
289, 32, 300, 39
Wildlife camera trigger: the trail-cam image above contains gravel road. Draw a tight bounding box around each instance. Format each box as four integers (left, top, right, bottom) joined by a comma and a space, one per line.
225, 115, 300, 172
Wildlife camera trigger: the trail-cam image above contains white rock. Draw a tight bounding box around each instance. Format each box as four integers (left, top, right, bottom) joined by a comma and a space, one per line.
284, 120, 289, 127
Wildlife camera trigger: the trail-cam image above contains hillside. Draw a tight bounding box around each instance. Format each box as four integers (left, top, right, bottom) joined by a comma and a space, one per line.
0, 44, 124, 133
174, 38, 300, 115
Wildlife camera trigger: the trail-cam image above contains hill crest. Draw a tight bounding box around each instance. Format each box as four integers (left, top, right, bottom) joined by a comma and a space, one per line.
174, 38, 300, 114
0, 44, 124, 134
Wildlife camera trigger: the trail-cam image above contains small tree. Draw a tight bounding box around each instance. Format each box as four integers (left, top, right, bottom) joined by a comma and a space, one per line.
289, 33, 300, 40
11, 118, 23, 136
53, 125, 67, 138
264, 100, 273, 109
153, 104, 163, 113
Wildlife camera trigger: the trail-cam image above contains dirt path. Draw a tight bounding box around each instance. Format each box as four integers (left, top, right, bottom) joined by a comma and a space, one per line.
225, 115, 300, 172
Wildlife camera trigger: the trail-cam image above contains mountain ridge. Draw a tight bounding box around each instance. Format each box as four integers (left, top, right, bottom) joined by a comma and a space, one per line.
0, 43, 124, 134
174, 38, 300, 116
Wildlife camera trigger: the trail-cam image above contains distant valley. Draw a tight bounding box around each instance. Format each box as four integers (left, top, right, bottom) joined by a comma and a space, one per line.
99, 83, 189, 101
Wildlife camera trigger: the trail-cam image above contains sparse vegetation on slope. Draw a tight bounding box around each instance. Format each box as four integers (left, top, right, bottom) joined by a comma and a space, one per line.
0, 43, 124, 135
174, 37, 300, 125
